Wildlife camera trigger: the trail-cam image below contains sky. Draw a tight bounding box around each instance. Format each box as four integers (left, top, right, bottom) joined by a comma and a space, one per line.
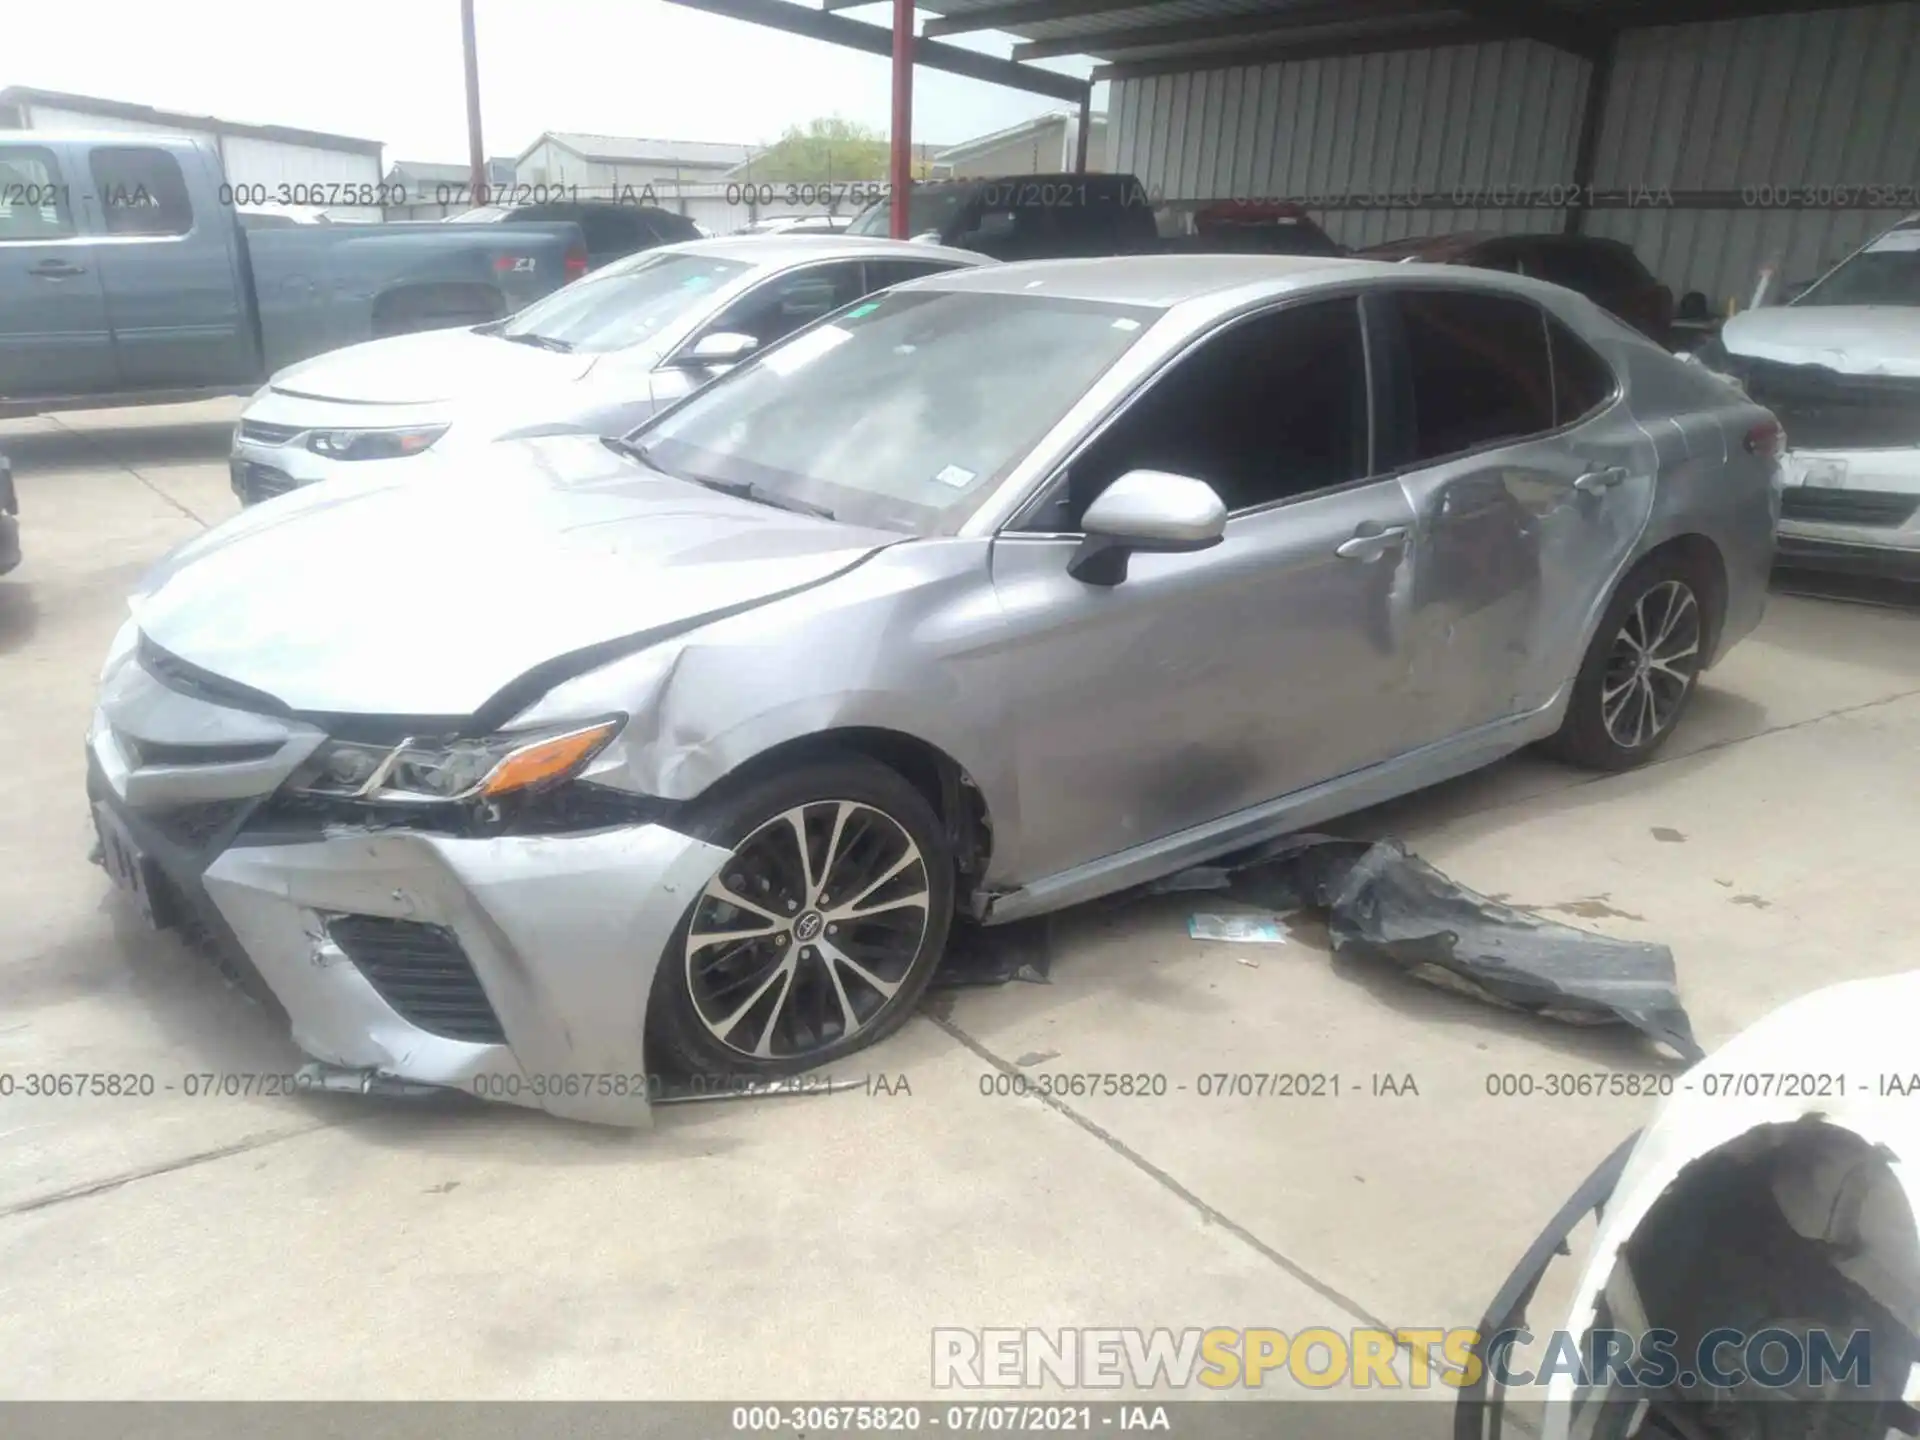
5, 0, 1099, 163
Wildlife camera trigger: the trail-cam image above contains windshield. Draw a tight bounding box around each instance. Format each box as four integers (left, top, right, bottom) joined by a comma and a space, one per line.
1796, 229, 1920, 306
495, 251, 751, 353
848, 184, 975, 240
624, 287, 1161, 534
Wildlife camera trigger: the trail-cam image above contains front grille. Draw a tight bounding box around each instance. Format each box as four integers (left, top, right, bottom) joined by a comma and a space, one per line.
1780, 488, 1920, 528
1744, 360, 1920, 450
328, 916, 507, 1044
238, 419, 304, 445
230, 459, 298, 505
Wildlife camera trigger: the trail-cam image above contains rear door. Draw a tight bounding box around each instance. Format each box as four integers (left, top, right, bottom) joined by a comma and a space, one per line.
85, 144, 252, 389
1371, 287, 1657, 738
0, 141, 114, 398
989, 296, 1421, 882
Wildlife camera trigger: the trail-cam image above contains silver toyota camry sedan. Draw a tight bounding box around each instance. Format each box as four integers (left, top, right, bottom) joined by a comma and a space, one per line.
90, 255, 1780, 1126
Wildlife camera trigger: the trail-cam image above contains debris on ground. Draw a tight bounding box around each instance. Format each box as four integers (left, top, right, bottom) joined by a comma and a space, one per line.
1151, 833, 1702, 1062
932, 915, 1054, 988
1187, 911, 1294, 944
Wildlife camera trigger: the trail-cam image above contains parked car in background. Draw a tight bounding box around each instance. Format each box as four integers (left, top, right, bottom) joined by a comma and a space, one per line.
228, 235, 986, 503
447, 199, 700, 271
1154, 200, 1345, 257
849, 175, 1345, 262
849, 173, 1162, 258
96, 255, 1776, 1125
1694, 214, 1920, 578
0, 134, 587, 418
734, 215, 852, 237
1356, 231, 1676, 345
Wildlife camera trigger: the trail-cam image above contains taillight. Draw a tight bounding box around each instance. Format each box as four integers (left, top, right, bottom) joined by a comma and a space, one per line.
564, 249, 588, 280
1745, 419, 1784, 459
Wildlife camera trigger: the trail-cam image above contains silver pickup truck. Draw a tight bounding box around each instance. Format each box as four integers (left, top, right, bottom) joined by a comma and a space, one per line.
0, 133, 589, 417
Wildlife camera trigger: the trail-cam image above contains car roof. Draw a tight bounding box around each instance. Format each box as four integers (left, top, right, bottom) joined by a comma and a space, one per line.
659, 234, 987, 268
905, 253, 1434, 307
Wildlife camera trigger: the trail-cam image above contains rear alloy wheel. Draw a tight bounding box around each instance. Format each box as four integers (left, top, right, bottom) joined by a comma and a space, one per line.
647, 758, 953, 1079
1544, 554, 1709, 771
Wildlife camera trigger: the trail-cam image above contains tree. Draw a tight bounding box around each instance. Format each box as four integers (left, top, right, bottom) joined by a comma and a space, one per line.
741, 117, 889, 183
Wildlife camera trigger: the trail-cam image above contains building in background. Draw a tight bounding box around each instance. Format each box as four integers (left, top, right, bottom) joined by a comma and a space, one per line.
935, 111, 1106, 178
0, 85, 385, 221
382, 157, 517, 221
513, 132, 753, 196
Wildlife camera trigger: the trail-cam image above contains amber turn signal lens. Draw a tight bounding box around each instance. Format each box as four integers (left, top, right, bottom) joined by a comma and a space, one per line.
479, 722, 619, 798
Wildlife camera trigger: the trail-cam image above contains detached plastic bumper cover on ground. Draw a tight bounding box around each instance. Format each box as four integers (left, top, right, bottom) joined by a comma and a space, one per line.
1151, 833, 1704, 1063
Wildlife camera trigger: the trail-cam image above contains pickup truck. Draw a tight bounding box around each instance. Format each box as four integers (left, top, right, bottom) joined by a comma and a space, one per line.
0, 133, 589, 417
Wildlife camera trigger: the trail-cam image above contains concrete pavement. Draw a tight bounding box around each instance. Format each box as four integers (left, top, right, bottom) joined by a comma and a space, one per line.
3, 400, 1917, 1403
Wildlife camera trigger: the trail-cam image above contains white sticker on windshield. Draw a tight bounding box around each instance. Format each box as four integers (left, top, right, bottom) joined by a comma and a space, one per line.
761, 324, 853, 375
1866, 228, 1920, 252
933, 464, 976, 489
1112, 317, 1141, 331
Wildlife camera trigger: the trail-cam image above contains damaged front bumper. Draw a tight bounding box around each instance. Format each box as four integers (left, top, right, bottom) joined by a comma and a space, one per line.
1776, 446, 1920, 578
1453, 1135, 1639, 1440
87, 650, 731, 1127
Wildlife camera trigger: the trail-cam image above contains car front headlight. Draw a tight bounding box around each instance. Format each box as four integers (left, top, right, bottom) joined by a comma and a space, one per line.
292, 718, 622, 804
306, 425, 448, 461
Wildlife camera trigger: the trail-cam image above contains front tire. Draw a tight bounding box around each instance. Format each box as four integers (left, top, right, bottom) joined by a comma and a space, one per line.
646, 756, 954, 1080
1543, 551, 1710, 771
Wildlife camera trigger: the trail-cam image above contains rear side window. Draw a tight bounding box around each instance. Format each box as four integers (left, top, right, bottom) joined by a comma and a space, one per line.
1548, 317, 1618, 425
1387, 291, 1556, 463
90, 146, 193, 236
0, 147, 74, 239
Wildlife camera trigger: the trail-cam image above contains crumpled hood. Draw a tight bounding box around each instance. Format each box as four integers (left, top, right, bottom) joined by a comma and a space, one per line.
1721, 305, 1920, 377
130, 435, 896, 719
269, 327, 598, 405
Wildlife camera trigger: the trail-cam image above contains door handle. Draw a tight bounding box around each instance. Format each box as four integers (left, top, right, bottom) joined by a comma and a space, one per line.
28, 260, 86, 278
1335, 524, 1408, 560
1573, 466, 1629, 494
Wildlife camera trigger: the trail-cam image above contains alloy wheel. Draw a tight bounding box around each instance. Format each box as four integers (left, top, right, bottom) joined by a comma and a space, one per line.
683, 800, 932, 1061
1600, 579, 1702, 751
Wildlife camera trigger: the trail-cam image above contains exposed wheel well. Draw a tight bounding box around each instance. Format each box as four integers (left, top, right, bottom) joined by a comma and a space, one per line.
1640, 532, 1730, 666
1617, 1120, 1920, 1420
695, 729, 993, 899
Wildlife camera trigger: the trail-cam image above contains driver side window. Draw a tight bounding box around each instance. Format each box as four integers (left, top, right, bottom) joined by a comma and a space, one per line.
702, 262, 865, 348
1018, 297, 1372, 532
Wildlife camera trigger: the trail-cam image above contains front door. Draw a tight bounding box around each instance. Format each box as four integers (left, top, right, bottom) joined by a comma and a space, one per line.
0, 143, 114, 399
988, 296, 1421, 885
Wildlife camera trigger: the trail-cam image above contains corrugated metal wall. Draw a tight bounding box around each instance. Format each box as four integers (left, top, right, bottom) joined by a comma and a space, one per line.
1108, 39, 1592, 247
1587, 4, 1920, 303
1108, 3, 1920, 306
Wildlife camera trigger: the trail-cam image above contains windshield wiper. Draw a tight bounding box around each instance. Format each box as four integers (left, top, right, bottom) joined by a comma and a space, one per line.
499, 331, 575, 352
600, 438, 836, 521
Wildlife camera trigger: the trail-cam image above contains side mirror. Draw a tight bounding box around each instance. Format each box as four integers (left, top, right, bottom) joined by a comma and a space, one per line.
682, 331, 759, 367
1068, 470, 1227, 586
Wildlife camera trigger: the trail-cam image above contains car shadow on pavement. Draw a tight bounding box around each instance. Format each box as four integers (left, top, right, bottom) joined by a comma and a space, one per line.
0, 581, 39, 655
1, 417, 236, 475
